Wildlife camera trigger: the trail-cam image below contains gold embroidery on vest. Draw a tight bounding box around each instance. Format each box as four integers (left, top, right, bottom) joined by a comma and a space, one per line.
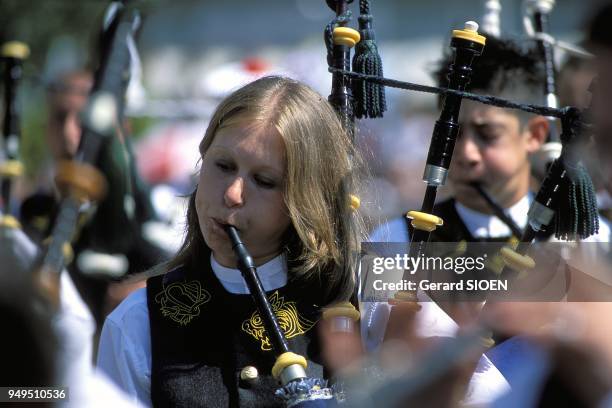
241, 291, 316, 351
155, 280, 211, 325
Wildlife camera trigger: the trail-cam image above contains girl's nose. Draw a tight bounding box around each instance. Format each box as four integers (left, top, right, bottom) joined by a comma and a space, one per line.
224, 177, 245, 207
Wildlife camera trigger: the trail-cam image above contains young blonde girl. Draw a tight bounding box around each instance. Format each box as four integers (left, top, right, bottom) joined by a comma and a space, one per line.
97, 76, 364, 407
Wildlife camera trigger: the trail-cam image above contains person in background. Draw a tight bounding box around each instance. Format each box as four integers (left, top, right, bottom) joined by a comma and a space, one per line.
19, 68, 172, 338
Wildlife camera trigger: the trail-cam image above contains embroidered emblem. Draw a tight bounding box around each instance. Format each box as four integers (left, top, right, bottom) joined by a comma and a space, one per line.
242, 291, 317, 351
155, 280, 211, 325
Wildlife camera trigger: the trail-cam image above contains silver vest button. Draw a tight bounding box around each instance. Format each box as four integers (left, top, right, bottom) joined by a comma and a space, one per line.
240, 365, 258, 381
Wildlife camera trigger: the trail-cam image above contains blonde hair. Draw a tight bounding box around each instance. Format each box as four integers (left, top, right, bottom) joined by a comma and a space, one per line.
169, 76, 364, 304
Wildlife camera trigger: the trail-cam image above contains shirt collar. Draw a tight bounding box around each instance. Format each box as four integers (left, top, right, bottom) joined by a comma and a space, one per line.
210, 252, 288, 284
455, 194, 532, 238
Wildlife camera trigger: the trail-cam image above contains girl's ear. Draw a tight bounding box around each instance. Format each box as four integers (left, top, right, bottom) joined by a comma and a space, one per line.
524, 116, 550, 153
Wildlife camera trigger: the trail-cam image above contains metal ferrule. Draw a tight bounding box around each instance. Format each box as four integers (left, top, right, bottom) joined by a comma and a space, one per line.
330, 316, 354, 333
423, 164, 448, 186
279, 364, 307, 385
528, 201, 555, 231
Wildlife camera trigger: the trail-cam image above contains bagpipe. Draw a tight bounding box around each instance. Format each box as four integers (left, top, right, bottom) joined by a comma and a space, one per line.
226, 225, 360, 407
323, 1, 599, 268
60, 3, 171, 286
32, 0, 141, 308
324, 0, 386, 140
325, 0, 489, 310
457, 0, 602, 246
496, 104, 599, 276
523, 0, 564, 185
527, 0, 559, 117
321, 0, 601, 400
0, 41, 29, 224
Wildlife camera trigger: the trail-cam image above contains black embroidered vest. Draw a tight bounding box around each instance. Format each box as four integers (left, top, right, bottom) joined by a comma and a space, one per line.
147, 249, 326, 408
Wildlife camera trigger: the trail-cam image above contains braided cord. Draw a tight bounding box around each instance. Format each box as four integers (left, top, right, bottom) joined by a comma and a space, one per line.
328, 67, 566, 118
359, 0, 370, 14
325, 10, 352, 66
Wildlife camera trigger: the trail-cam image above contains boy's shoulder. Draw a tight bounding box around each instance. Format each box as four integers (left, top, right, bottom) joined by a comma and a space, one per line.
368, 216, 409, 243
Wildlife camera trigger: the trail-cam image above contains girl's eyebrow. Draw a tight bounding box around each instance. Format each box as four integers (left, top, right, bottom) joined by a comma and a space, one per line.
204, 146, 285, 177
203, 145, 231, 158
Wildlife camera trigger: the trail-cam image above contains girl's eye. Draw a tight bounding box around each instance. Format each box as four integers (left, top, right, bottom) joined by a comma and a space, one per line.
216, 161, 234, 172
254, 175, 276, 189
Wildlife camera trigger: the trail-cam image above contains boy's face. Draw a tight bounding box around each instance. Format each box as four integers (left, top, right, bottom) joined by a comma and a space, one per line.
449, 99, 545, 212
47, 72, 93, 160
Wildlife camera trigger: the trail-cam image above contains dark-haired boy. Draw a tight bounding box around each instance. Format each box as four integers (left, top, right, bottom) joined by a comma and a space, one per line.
363, 33, 610, 404
371, 34, 609, 248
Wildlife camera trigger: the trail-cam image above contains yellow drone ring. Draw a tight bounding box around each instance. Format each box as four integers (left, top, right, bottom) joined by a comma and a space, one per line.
333, 27, 361, 47
0, 160, 24, 177
1, 41, 30, 59
272, 352, 308, 380
500, 247, 535, 270
322, 301, 360, 321
406, 210, 443, 232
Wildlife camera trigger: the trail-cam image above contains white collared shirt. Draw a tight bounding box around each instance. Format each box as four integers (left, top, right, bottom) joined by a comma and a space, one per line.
455, 195, 530, 239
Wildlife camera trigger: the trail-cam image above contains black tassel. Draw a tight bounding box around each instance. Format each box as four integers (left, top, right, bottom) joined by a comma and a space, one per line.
553, 162, 599, 240
553, 108, 599, 240
352, 0, 386, 119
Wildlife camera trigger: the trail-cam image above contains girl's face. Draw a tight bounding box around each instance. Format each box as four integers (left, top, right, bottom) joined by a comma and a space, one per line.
196, 121, 291, 268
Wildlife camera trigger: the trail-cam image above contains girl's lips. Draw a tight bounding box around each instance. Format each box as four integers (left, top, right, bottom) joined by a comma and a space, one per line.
210, 218, 240, 235
210, 218, 229, 235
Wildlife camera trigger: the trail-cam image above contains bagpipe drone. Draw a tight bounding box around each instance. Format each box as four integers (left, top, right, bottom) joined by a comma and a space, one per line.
0, 41, 29, 225
323, 0, 599, 300
474, 0, 597, 231
32, 0, 141, 308
226, 225, 361, 407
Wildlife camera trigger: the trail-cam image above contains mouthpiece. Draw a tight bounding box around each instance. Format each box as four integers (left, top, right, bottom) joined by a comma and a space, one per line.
225, 225, 255, 271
